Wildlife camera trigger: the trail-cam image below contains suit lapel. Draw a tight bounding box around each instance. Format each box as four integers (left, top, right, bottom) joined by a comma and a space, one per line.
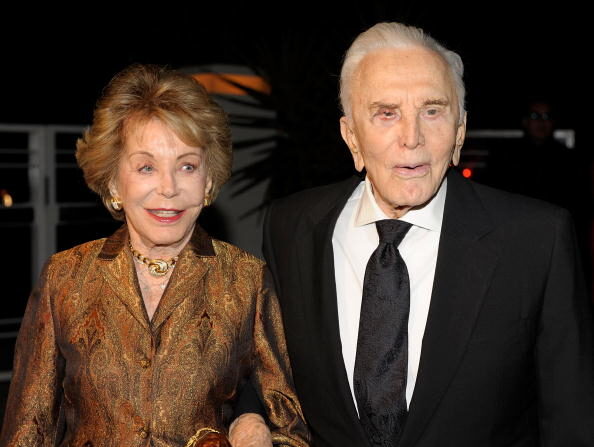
295, 176, 369, 441
400, 171, 500, 447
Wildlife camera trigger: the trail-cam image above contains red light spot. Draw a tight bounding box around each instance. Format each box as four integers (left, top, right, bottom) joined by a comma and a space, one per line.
462, 168, 472, 178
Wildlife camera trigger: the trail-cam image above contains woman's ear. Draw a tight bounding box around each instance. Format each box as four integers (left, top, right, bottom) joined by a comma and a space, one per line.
206, 176, 213, 196
108, 178, 119, 198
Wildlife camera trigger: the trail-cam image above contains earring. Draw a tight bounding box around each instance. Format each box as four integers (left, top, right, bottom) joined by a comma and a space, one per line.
110, 197, 123, 211
203, 194, 211, 207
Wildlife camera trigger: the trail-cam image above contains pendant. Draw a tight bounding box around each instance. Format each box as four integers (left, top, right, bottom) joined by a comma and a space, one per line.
148, 259, 169, 277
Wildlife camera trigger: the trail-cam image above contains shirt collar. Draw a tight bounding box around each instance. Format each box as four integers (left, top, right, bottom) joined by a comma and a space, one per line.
354, 175, 447, 232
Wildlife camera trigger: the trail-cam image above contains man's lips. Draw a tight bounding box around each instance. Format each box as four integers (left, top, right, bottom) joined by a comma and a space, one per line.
146, 208, 186, 223
392, 164, 430, 177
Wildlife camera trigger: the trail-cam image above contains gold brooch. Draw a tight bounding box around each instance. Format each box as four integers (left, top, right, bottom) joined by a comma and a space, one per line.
128, 240, 179, 277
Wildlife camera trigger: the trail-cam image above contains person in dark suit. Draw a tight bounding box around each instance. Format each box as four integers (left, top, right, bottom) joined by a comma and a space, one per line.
257, 22, 594, 447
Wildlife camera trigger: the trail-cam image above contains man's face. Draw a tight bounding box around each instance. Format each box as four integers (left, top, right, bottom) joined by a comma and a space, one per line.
340, 46, 466, 218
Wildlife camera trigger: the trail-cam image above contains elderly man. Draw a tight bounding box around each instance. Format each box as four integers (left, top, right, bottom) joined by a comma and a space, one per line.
232, 22, 594, 447
235, 22, 594, 447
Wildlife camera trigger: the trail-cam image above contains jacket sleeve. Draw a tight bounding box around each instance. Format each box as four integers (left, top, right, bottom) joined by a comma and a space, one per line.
0, 258, 65, 446
249, 265, 310, 447
536, 209, 594, 445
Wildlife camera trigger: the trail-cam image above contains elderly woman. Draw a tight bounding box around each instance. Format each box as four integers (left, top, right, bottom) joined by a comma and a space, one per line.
0, 64, 308, 447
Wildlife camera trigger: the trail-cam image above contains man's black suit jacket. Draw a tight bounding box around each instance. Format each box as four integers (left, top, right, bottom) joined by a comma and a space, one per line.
262, 169, 594, 447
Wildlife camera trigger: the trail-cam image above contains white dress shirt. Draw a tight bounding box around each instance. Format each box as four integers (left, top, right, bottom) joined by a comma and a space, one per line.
332, 176, 447, 411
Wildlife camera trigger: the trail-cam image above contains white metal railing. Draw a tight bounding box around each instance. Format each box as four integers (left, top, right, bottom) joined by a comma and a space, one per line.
1, 124, 87, 284
466, 129, 574, 148
459, 129, 575, 170
2, 124, 91, 383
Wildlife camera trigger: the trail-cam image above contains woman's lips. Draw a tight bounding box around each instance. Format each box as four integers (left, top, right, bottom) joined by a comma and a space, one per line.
146, 209, 186, 223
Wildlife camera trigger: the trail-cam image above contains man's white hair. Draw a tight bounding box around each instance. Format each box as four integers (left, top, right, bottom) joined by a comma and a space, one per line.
339, 22, 466, 123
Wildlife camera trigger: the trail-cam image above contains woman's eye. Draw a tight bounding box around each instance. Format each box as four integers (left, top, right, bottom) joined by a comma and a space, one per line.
139, 165, 153, 173
181, 164, 196, 172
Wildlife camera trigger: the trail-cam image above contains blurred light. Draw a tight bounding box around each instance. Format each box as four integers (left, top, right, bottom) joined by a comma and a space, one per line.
1, 189, 13, 207
462, 168, 473, 178
192, 73, 271, 95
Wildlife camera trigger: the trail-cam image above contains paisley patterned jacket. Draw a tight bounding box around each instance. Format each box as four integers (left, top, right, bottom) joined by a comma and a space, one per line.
0, 225, 309, 447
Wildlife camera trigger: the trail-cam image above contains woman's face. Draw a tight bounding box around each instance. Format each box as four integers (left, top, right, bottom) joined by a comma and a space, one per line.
111, 118, 212, 252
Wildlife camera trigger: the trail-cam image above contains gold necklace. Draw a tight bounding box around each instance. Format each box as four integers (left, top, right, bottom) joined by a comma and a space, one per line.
128, 240, 179, 277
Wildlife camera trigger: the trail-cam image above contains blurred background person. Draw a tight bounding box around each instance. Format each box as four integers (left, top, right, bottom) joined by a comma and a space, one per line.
0, 64, 308, 447
487, 98, 578, 205
485, 97, 592, 291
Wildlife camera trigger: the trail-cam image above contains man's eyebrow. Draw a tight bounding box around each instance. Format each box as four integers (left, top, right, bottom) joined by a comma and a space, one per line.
423, 98, 450, 106
369, 99, 450, 109
370, 101, 399, 110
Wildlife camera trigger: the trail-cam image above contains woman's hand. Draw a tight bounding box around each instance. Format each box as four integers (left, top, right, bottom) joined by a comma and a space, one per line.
228, 413, 273, 447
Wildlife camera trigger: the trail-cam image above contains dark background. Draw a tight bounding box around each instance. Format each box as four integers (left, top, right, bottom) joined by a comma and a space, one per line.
0, 4, 583, 130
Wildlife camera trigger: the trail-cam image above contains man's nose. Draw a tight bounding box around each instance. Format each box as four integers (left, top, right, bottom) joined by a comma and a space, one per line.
398, 115, 423, 149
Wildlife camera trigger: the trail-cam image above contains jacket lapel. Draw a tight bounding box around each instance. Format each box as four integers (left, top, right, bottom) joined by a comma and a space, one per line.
295, 176, 369, 442
151, 225, 215, 332
97, 224, 216, 333
400, 171, 500, 447
97, 225, 150, 330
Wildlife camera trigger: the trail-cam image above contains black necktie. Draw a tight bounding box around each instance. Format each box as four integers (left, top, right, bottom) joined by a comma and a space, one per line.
354, 219, 412, 447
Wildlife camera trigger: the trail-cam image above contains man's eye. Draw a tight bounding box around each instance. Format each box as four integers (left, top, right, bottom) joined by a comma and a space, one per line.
425, 108, 440, 117
378, 109, 396, 119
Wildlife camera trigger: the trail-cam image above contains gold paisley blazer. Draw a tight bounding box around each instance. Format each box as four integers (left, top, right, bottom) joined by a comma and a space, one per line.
0, 225, 309, 447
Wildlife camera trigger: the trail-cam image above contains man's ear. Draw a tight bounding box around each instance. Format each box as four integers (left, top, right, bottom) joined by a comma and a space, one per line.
452, 112, 467, 166
340, 116, 365, 172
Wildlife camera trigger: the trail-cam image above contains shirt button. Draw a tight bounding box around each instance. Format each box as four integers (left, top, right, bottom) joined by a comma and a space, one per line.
139, 428, 149, 438
139, 358, 151, 368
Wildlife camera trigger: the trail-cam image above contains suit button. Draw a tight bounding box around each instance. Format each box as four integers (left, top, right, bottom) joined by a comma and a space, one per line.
139, 427, 149, 438
140, 358, 151, 368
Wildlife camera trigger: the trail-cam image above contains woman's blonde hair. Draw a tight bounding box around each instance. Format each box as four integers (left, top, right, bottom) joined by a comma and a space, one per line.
76, 64, 232, 220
